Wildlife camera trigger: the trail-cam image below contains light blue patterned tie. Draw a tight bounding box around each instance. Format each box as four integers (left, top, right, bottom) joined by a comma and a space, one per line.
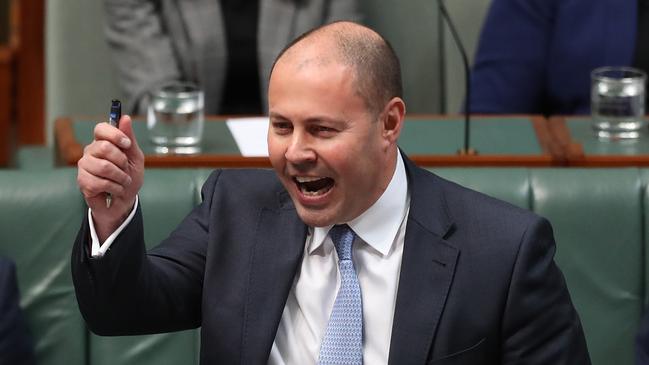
318, 224, 363, 365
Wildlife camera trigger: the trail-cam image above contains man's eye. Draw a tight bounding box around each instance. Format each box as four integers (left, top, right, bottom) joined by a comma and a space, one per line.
312, 126, 336, 134
272, 122, 293, 133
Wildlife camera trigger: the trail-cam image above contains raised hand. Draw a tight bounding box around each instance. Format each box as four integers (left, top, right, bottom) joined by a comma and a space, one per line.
77, 115, 145, 241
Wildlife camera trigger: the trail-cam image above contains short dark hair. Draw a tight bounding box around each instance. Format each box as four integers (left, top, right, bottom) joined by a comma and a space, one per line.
270, 21, 403, 117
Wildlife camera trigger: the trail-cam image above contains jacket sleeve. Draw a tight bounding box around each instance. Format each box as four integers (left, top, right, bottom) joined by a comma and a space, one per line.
103, 0, 183, 114
71, 170, 223, 336
502, 217, 591, 364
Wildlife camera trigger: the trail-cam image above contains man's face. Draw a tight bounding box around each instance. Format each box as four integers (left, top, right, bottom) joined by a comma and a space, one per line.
268, 54, 395, 227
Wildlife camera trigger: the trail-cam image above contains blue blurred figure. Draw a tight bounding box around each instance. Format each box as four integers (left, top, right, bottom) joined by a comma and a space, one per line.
0, 257, 35, 365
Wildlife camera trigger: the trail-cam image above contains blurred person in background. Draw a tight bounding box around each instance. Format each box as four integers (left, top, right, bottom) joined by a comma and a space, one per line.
469, 0, 644, 115
103, 0, 360, 115
0, 256, 35, 365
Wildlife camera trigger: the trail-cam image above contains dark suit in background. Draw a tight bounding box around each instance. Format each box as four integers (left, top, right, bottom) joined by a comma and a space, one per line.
0, 257, 35, 365
72, 155, 590, 364
470, 0, 636, 115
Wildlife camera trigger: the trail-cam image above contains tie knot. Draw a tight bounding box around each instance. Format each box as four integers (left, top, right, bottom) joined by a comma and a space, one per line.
329, 224, 355, 261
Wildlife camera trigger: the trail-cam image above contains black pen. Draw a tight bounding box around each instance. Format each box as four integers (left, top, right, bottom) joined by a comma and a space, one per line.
106, 99, 121, 208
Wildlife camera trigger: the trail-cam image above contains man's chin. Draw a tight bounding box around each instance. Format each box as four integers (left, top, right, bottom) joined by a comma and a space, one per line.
294, 206, 339, 228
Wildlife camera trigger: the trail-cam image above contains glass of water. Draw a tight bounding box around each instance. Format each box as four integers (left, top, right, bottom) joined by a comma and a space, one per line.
591, 66, 646, 139
147, 82, 204, 154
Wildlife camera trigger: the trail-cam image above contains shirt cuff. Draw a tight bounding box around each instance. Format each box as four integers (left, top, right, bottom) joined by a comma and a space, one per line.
89, 195, 139, 258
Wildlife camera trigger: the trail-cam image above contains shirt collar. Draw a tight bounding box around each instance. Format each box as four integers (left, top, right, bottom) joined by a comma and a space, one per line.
308, 152, 409, 256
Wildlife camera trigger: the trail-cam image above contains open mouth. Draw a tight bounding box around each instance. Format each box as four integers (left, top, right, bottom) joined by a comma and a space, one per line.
294, 176, 334, 196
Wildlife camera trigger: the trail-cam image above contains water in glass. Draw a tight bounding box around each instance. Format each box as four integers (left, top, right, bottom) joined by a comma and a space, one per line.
147, 83, 204, 154
591, 67, 646, 139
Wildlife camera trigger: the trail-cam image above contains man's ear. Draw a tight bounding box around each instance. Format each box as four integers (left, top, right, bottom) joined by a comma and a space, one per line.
381, 97, 406, 144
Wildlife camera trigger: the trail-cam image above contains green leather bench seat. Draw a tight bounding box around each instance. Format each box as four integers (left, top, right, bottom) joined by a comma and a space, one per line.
0, 169, 86, 365
0, 167, 646, 364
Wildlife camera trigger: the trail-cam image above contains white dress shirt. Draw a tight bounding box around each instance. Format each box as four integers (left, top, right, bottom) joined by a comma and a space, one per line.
269, 153, 410, 364
89, 154, 410, 364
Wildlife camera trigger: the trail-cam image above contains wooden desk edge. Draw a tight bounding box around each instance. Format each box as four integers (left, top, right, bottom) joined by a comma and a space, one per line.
54, 117, 84, 165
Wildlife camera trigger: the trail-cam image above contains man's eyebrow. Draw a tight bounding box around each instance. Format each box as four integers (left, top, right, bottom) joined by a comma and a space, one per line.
269, 112, 289, 120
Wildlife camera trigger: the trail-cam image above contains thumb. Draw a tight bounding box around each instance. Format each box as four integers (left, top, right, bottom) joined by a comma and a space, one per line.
118, 115, 143, 159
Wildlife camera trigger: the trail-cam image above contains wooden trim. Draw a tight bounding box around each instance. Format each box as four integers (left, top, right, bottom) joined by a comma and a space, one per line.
0, 46, 13, 166
54, 117, 83, 164
564, 156, 649, 167
15, 0, 45, 145
145, 155, 272, 168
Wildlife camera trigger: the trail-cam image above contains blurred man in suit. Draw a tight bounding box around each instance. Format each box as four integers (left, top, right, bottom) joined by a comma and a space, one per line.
103, 0, 359, 115
0, 256, 35, 365
73, 21, 590, 364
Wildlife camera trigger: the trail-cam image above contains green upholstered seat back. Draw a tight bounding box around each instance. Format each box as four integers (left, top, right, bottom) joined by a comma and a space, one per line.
0, 167, 644, 364
0, 168, 86, 365
531, 169, 642, 365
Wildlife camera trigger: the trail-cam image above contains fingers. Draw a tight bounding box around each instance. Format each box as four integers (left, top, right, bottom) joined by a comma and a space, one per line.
80, 151, 132, 186
94, 121, 132, 150
117, 116, 145, 163
77, 143, 131, 198
78, 114, 145, 213
77, 116, 137, 200
76, 165, 127, 200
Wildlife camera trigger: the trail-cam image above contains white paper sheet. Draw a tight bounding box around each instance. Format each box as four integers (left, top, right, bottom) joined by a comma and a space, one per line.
226, 117, 270, 157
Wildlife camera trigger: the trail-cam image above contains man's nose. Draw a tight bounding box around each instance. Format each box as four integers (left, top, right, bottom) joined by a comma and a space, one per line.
285, 134, 316, 165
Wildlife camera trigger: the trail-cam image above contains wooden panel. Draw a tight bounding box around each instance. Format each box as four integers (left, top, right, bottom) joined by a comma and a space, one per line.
0, 46, 13, 166
15, 0, 44, 145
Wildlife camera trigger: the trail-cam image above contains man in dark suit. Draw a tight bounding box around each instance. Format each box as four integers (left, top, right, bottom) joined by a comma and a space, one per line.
0, 257, 35, 365
73, 21, 590, 364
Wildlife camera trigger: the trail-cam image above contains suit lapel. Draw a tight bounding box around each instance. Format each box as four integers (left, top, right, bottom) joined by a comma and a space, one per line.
257, 0, 298, 111
240, 192, 307, 363
176, 0, 227, 113
388, 156, 460, 364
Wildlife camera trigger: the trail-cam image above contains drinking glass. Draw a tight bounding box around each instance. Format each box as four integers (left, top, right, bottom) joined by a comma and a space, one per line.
147, 82, 204, 154
591, 66, 646, 139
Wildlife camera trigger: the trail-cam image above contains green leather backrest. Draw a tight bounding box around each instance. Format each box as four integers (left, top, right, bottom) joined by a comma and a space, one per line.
639, 169, 649, 308
432, 168, 530, 209
0, 167, 644, 364
0, 168, 86, 365
530, 169, 642, 365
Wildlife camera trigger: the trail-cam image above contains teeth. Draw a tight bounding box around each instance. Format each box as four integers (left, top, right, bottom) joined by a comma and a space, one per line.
302, 189, 325, 196
295, 176, 325, 183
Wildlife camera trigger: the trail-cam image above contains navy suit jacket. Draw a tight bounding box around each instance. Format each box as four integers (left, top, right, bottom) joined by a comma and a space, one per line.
0, 257, 35, 365
637, 310, 649, 364
72, 156, 590, 364
470, 0, 636, 115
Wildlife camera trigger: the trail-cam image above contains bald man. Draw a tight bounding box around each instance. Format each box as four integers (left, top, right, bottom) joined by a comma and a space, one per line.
72, 22, 590, 364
